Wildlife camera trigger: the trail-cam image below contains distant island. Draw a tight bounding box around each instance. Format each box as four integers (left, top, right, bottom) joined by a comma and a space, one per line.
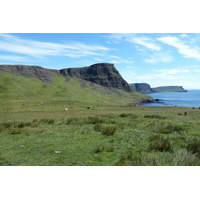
153, 86, 187, 92
129, 83, 187, 93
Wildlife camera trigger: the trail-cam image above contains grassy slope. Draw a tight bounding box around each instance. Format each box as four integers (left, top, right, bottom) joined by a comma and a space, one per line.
0, 70, 151, 106
1, 105, 200, 166
1, 70, 200, 166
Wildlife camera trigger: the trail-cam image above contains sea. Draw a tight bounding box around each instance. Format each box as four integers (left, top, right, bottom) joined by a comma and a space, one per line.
143, 90, 200, 107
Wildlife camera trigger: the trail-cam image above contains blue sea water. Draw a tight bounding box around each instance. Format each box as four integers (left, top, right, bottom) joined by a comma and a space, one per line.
143, 90, 200, 107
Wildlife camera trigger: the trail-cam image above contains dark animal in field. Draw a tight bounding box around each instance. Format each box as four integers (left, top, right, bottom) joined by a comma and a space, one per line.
192, 107, 195, 109
86, 107, 91, 109
178, 112, 188, 116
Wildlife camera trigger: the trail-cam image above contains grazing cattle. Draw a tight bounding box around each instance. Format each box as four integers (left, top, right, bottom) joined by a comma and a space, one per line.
192, 107, 195, 109
86, 107, 91, 109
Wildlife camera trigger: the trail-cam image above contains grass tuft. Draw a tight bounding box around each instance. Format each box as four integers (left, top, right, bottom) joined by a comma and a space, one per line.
149, 135, 172, 152
94, 124, 117, 136
88, 116, 104, 124
119, 113, 138, 118
40, 119, 55, 124
187, 138, 200, 157
94, 144, 114, 153
144, 114, 166, 119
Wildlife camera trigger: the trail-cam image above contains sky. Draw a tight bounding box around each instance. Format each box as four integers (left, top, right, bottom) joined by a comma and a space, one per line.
1, 33, 200, 89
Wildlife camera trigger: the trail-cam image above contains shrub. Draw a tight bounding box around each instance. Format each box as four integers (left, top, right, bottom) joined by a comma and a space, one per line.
187, 139, 200, 157
94, 124, 117, 136
149, 135, 172, 152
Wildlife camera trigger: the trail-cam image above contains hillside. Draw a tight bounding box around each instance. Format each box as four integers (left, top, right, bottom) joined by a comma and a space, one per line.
153, 86, 187, 92
0, 63, 153, 105
129, 83, 155, 93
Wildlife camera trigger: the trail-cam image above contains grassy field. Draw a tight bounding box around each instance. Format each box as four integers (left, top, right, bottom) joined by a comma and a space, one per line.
1, 97, 200, 166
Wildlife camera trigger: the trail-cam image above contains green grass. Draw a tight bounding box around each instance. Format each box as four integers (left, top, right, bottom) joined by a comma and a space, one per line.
1, 70, 200, 165
0, 70, 151, 105
1, 101, 200, 166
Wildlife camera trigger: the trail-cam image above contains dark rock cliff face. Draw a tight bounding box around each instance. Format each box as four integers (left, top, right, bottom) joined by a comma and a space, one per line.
0, 63, 133, 92
60, 63, 133, 92
0, 65, 57, 83
129, 83, 155, 93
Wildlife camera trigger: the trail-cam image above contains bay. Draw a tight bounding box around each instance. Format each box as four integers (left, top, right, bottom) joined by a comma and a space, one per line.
143, 90, 200, 107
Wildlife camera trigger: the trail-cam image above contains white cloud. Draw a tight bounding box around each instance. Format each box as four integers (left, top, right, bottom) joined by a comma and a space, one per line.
126, 66, 136, 69
108, 33, 161, 51
0, 55, 29, 62
180, 34, 188, 38
137, 68, 191, 80
153, 68, 190, 80
110, 60, 120, 64
93, 57, 103, 62
109, 55, 120, 59
0, 34, 110, 59
144, 52, 173, 63
126, 36, 162, 51
157, 36, 200, 60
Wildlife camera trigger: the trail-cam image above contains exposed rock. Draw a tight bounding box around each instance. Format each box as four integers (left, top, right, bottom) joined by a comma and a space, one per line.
0, 65, 58, 83
129, 83, 155, 93
60, 63, 133, 92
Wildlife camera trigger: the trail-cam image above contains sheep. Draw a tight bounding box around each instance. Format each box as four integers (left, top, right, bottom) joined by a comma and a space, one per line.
178, 112, 188, 116
64, 108, 68, 111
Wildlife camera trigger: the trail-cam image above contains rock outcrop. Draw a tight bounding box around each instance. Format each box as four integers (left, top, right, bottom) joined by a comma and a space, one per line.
129, 83, 155, 93
60, 63, 133, 92
0, 65, 57, 83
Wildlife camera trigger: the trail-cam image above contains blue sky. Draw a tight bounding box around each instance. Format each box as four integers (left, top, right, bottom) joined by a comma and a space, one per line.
1, 33, 200, 89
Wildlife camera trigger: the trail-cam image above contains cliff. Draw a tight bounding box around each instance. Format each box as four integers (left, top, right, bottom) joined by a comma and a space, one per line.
129, 83, 155, 93
0, 65, 58, 83
153, 86, 187, 92
60, 63, 133, 92
0, 63, 133, 93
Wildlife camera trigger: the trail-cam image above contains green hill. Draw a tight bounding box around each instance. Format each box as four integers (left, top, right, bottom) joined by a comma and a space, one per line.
0, 64, 153, 106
